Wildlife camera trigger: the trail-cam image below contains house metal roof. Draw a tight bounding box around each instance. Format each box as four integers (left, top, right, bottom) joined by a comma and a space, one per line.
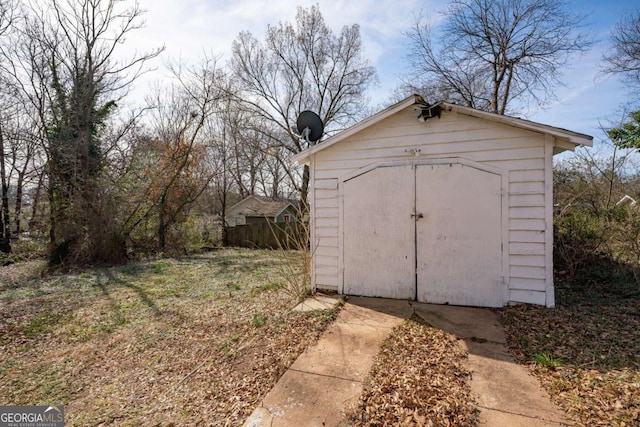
292, 95, 594, 164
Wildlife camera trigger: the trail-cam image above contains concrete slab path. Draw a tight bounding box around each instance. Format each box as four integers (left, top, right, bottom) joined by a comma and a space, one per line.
411, 303, 573, 426
244, 297, 572, 427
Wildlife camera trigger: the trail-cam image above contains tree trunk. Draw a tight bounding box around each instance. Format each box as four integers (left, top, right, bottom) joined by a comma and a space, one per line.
14, 168, 25, 234
220, 175, 228, 247
29, 167, 45, 232
47, 165, 56, 246
158, 192, 166, 252
0, 122, 11, 253
300, 164, 310, 213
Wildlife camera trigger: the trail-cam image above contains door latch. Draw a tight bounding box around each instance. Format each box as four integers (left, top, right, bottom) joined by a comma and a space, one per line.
411, 213, 424, 219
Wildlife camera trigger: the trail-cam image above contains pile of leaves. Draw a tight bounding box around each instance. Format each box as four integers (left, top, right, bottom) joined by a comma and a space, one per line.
498, 271, 640, 426
346, 315, 478, 426
0, 249, 336, 426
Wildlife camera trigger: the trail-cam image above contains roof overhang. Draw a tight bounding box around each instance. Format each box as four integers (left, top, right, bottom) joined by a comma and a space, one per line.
292, 95, 593, 164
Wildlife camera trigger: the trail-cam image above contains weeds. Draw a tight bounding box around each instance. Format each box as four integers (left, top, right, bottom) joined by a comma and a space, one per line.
251, 313, 266, 327
532, 352, 562, 369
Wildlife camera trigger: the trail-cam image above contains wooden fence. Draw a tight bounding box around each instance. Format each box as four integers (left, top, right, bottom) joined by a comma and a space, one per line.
225, 222, 307, 249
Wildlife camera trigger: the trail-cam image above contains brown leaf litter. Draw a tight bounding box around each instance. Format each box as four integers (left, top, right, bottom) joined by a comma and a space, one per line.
345, 314, 479, 427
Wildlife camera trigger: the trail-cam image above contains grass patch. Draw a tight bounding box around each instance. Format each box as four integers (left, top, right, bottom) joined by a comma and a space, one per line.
0, 248, 338, 425
532, 352, 562, 369
251, 313, 266, 327
24, 312, 65, 338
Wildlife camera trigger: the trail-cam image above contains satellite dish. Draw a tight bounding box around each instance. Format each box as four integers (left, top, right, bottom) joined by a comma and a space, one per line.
296, 111, 324, 144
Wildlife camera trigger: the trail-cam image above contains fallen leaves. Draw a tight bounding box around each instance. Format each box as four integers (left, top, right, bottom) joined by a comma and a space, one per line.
0, 249, 337, 426
346, 315, 478, 426
498, 281, 640, 427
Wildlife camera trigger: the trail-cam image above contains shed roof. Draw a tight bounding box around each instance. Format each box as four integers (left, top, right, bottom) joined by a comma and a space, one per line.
292, 95, 593, 164
227, 195, 296, 218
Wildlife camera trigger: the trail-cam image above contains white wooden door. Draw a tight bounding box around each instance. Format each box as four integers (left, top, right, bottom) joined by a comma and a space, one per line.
415, 164, 503, 307
343, 165, 415, 299
342, 162, 504, 306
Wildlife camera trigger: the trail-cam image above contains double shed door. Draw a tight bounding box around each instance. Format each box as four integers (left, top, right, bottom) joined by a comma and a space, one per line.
342, 162, 504, 307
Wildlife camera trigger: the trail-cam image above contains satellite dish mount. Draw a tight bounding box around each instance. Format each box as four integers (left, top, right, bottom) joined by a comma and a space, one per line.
296, 111, 324, 146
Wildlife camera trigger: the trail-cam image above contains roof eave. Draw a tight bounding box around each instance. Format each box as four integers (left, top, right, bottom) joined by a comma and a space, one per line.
440, 102, 594, 147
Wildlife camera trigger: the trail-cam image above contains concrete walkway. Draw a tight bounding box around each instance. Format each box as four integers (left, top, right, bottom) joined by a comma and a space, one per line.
244, 296, 572, 427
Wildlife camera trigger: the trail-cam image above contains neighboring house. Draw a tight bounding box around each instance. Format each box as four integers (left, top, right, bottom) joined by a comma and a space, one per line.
292, 94, 593, 308
225, 195, 298, 227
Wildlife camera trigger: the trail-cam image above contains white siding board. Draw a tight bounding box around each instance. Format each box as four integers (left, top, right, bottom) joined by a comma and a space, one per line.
315, 265, 337, 275
314, 255, 338, 267
314, 207, 338, 219
510, 230, 545, 243
510, 181, 545, 193
510, 242, 545, 255
511, 169, 545, 182
511, 255, 546, 267
344, 114, 541, 146
315, 188, 338, 199
316, 146, 543, 171
315, 236, 339, 247
510, 277, 546, 292
314, 197, 339, 209
315, 217, 338, 228
510, 290, 546, 305
315, 274, 339, 287
510, 219, 546, 231
315, 227, 338, 237
510, 207, 545, 219
511, 266, 546, 280
315, 168, 357, 180
314, 160, 544, 180
485, 158, 545, 171
315, 245, 339, 257
323, 137, 545, 162
510, 194, 545, 207
315, 179, 338, 190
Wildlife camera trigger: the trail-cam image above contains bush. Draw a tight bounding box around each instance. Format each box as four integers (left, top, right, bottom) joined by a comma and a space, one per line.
554, 207, 606, 280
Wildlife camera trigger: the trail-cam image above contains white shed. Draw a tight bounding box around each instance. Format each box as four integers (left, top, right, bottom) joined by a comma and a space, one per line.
292, 95, 593, 308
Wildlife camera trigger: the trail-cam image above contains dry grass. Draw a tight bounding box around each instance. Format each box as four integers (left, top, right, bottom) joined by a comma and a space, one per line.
499, 273, 640, 426
0, 249, 337, 426
345, 315, 478, 427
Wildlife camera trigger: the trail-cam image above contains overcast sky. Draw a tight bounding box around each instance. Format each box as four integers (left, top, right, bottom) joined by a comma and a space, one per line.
125, 0, 639, 146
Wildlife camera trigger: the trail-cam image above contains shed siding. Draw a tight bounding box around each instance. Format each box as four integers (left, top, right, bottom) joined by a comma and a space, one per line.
309, 109, 551, 302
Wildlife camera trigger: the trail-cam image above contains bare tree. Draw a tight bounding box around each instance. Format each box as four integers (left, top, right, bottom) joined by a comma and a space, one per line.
230, 5, 377, 204
0, 0, 19, 253
120, 56, 225, 252
16, 0, 163, 265
403, 0, 591, 115
604, 10, 640, 91
0, 115, 9, 253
